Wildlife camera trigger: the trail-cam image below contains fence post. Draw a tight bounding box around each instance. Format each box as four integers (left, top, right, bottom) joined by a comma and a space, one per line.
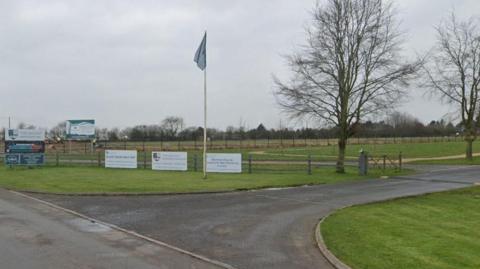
144, 151, 147, 169
359, 151, 368, 176
248, 154, 252, 174
193, 154, 198, 172
383, 155, 386, 172
98, 151, 101, 167
56, 151, 59, 166
307, 154, 312, 175
399, 152, 402, 172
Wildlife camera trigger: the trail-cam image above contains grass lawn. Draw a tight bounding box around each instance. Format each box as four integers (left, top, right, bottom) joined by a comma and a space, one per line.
411, 156, 480, 165
321, 187, 480, 269
31, 141, 480, 163
264, 141, 480, 159
0, 166, 406, 194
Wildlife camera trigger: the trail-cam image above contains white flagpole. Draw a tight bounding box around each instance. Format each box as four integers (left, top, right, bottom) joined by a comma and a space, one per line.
203, 65, 207, 179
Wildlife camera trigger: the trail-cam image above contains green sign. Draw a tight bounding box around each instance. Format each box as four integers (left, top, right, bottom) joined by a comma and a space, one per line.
66, 120, 95, 140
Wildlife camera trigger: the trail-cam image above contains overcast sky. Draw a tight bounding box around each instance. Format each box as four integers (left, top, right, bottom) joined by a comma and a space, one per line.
0, 0, 479, 130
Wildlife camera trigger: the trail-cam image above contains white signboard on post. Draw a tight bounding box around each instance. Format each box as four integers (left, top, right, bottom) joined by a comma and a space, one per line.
105, 150, 137, 169
206, 153, 242, 173
5, 129, 45, 141
152, 152, 188, 171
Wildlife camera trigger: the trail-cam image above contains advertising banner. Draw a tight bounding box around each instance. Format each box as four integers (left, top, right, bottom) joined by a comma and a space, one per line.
66, 120, 95, 140
4, 129, 46, 166
5, 141, 45, 153
5, 153, 45, 166
206, 153, 242, 173
5, 129, 45, 141
105, 150, 137, 169
152, 152, 188, 171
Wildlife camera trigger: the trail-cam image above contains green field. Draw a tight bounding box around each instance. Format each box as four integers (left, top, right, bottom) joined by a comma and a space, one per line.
29, 141, 480, 166
0, 166, 406, 194
411, 156, 480, 165
321, 187, 480, 269
264, 141, 480, 159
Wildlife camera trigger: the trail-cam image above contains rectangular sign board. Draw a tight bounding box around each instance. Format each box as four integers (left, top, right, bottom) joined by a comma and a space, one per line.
152, 152, 188, 171
5, 141, 45, 154
4, 129, 46, 166
66, 120, 95, 140
206, 153, 242, 173
105, 150, 137, 169
5, 129, 45, 141
5, 153, 45, 166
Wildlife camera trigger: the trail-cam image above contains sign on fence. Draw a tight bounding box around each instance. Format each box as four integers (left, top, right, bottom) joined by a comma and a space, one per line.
5, 153, 45, 166
105, 150, 137, 169
5, 129, 45, 141
207, 153, 242, 173
152, 152, 188, 171
4, 129, 46, 166
66, 120, 95, 140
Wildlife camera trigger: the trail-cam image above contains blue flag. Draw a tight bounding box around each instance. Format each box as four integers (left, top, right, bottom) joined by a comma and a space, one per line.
194, 32, 207, 70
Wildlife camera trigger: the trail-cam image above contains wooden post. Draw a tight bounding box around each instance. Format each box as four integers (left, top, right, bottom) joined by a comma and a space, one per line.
383, 155, 386, 172
193, 154, 198, 172
143, 151, 147, 169
399, 152, 402, 171
248, 154, 252, 174
307, 154, 312, 175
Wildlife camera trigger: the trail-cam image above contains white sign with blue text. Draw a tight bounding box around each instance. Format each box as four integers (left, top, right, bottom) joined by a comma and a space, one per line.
105, 150, 137, 169
152, 152, 188, 171
206, 153, 242, 173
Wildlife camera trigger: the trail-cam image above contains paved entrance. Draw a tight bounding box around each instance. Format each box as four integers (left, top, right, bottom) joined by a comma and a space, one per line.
33, 165, 479, 269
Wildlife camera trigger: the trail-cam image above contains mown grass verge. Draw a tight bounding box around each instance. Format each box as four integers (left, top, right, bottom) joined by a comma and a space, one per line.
0, 166, 408, 194
321, 187, 480, 269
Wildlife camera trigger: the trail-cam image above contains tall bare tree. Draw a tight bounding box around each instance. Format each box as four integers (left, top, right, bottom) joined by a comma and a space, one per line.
423, 13, 480, 160
161, 116, 185, 139
274, 0, 419, 173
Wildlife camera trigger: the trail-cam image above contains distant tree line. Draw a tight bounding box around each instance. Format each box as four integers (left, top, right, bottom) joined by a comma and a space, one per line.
35, 113, 458, 142
0, 113, 461, 143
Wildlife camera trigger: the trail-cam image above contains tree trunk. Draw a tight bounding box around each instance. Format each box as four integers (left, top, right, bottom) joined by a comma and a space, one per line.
466, 138, 474, 160
336, 137, 347, 173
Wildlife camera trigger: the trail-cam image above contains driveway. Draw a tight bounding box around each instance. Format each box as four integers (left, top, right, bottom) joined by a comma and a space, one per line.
33, 165, 480, 269
0, 188, 226, 269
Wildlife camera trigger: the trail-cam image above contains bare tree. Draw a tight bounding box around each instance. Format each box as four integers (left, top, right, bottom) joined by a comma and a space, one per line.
48, 121, 67, 140
423, 13, 480, 160
161, 116, 185, 139
386, 111, 418, 129
274, 0, 419, 173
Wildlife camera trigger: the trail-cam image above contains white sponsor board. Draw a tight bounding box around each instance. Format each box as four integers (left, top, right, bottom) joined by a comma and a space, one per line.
206, 153, 242, 173
5, 129, 45, 141
105, 150, 137, 169
152, 152, 188, 171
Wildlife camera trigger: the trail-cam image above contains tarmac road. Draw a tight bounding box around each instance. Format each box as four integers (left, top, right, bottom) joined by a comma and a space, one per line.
0, 189, 227, 269
33, 165, 480, 269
